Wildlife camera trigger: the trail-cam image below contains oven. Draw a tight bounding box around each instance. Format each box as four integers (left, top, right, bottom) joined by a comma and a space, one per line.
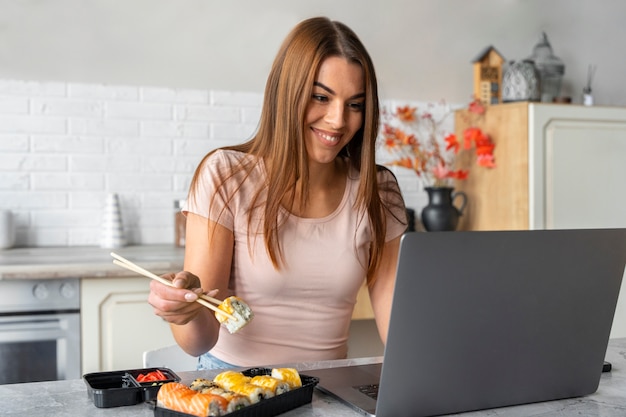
0, 278, 80, 384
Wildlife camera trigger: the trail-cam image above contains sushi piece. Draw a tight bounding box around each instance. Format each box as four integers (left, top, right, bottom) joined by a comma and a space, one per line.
213, 370, 251, 390
250, 375, 291, 395
228, 382, 273, 403
190, 378, 222, 392
215, 296, 254, 334
189, 378, 251, 412
157, 382, 195, 410
157, 381, 229, 416
271, 368, 302, 389
189, 392, 229, 417
218, 390, 252, 412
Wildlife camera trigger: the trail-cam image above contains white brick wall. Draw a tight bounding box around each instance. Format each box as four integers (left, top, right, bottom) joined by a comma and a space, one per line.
0, 78, 442, 247
0, 79, 261, 247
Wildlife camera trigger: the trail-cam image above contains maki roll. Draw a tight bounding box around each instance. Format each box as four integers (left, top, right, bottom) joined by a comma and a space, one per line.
250, 375, 291, 395
215, 296, 254, 334
190, 378, 221, 392
157, 382, 194, 410
191, 377, 250, 412
216, 390, 251, 413
228, 382, 273, 403
188, 392, 229, 417
271, 368, 302, 389
213, 370, 251, 390
156, 382, 228, 417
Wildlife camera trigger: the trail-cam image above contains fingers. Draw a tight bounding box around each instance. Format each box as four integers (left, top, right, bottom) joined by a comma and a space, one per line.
205, 288, 219, 298
166, 271, 201, 289
147, 271, 219, 326
148, 285, 201, 325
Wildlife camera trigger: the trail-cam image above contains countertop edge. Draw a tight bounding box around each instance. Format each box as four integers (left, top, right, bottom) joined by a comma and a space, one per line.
0, 244, 185, 279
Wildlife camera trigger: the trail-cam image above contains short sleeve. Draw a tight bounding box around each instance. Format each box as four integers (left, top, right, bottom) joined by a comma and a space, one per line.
185, 150, 239, 230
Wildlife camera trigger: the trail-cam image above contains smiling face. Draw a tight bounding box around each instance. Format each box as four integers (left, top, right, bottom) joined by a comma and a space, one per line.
304, 56, 365, 167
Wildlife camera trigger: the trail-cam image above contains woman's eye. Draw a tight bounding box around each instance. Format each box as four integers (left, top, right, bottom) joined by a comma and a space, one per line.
312, 94, 328, 103
349, 102, 365, 112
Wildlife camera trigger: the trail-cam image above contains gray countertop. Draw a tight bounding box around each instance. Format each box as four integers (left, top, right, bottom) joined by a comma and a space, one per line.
0, 245, 184, 279
1, 339, 625, 416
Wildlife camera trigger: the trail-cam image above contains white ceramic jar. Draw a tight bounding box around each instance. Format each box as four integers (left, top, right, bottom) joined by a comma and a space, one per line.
502, 60, 541, 103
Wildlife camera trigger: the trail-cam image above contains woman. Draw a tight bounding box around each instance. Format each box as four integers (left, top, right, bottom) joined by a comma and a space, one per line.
148, 16, 407, 369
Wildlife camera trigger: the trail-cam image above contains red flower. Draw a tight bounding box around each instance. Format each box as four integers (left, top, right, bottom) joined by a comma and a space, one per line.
477, 154, 496, 168
468, 98, 486, 115
444, 133, 460, 153
448, 169, 469, 180
396, 106, 416, 122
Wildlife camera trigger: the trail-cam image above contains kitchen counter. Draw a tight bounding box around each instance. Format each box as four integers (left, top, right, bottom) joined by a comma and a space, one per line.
1, 339, 626, 416
0, 245, 184, 279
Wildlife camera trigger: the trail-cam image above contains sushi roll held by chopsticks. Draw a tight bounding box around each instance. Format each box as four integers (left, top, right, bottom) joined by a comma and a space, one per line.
109, 252, 254, 334
215, 296, 254, 334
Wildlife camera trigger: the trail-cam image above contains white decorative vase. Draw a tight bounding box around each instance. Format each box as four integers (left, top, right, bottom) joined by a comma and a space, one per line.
502, 59, 541, 102
100, 193, 126, 248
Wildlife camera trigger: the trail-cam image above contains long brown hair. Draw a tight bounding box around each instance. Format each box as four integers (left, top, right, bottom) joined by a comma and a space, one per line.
189, 17, 403, 284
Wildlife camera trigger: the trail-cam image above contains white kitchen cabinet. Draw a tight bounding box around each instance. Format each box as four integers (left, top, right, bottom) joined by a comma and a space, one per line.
81, 277, 177, 374
455, 102, 626, 338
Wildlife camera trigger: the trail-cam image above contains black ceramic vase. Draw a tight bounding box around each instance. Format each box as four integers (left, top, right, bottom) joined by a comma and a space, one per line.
420, 187, 467, 232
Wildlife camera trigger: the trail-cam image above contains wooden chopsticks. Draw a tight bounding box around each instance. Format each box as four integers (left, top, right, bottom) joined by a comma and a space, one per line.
110, 252, 236, 321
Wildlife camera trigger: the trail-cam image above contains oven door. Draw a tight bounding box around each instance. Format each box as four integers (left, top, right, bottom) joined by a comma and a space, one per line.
0, 312, 80, 384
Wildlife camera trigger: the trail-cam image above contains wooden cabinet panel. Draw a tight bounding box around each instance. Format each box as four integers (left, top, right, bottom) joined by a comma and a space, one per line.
352, 283, 374, 320
454, 102, 530, 231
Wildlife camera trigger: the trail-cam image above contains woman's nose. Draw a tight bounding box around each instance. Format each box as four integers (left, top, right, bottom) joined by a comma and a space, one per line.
325, 101, 345, 129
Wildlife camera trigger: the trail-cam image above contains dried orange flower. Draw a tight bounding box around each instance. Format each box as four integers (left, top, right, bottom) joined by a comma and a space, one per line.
378, 99, 495, 187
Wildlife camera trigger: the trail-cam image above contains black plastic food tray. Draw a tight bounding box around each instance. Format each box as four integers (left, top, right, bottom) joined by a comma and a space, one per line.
84, 367, 180, 408
153, 367, 319, 417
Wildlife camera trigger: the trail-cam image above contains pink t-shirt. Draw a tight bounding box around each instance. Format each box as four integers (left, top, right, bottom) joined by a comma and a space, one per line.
186, 150, 406, 366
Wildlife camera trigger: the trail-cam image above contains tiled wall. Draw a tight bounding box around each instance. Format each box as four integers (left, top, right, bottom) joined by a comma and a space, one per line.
0, 79, 439, 247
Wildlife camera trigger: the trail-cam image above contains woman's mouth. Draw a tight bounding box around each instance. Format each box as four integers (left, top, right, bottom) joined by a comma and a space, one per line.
312, 128, 341, 145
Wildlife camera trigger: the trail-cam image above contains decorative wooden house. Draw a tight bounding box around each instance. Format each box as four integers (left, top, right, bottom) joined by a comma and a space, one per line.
472, 46, 505, 105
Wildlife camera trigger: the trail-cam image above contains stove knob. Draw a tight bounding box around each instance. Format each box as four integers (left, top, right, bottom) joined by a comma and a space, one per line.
60, 282, 76, 299
33, 283, 49, 300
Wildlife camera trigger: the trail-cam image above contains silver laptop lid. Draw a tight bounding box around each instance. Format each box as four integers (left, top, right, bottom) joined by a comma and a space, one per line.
377, 229, 626, 417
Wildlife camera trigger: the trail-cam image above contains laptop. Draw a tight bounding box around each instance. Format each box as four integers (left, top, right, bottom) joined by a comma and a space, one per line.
306, 229, 626, 417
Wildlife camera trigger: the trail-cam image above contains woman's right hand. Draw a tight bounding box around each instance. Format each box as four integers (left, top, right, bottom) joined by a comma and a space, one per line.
148, 271, 215, 325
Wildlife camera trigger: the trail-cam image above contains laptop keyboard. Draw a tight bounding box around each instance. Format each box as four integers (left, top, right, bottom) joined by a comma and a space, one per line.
354, 383, 379, 400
